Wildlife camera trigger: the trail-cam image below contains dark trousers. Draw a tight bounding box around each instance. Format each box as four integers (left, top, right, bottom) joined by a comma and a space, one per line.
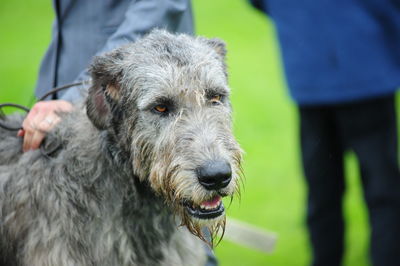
299, 94, 400, 266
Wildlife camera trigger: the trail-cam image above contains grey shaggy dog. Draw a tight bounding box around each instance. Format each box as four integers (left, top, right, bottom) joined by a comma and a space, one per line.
0, 30, 243, 266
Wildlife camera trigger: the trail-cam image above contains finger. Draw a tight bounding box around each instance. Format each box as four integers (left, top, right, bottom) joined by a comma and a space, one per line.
23, 115, 61, 152
23, 128, 34, 152
22, 113, 46, 152
27, 129, 47, 151
20, 100, 72, 152
22, 102, 42, 130
30, 115, 62, 151
36, 115, 61, 133
17, 129, 25, 137
22, 111, 45, 134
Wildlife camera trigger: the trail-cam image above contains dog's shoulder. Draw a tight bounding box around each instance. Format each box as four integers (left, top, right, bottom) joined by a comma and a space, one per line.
0, 113, 24, 166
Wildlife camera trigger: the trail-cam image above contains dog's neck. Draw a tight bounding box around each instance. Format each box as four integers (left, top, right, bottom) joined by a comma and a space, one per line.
108, 162, 177, 265
122, 176, 177, 263
58, 112, 178, 264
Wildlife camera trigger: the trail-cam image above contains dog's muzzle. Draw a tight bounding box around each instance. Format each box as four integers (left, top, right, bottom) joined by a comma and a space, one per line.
182, 160, 232, 219
183, 196, 225, 219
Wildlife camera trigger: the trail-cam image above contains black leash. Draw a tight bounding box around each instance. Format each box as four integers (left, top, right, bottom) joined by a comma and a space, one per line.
0, 103, 30, 130
37, 82, 85, 102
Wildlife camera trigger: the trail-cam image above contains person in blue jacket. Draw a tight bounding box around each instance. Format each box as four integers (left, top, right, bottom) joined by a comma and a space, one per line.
250, 1, 400, 265
17, 1, 217, 265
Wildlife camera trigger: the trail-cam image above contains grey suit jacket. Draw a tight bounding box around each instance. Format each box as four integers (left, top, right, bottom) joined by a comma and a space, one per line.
35, 0, 194, 102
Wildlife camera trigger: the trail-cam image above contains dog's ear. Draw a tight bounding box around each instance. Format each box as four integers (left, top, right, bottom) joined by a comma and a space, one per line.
206, 38, 227, 60
200, 37, 227, 77
198, 37, 227, 61
86, 49, 125, 129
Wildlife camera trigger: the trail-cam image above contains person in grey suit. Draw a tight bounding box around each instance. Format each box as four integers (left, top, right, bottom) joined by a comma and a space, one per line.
17, 1, 218, 265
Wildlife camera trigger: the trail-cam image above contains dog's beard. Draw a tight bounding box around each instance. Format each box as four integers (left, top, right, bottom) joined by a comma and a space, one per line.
147, 150, 242, 247
176, 205, 226, 247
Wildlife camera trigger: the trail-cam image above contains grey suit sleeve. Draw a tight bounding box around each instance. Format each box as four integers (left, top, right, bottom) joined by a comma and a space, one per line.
61, 0, 193, 102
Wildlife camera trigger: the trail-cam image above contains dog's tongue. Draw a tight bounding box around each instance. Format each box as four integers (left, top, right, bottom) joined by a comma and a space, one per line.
201, 196, 221, 207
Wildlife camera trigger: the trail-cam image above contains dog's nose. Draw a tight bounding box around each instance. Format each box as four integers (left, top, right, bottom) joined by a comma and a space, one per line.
196, 160, 232, 190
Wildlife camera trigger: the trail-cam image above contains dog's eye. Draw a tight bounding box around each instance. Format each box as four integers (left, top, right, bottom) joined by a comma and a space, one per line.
210, 95, 223, 105
154, 105, 168, 114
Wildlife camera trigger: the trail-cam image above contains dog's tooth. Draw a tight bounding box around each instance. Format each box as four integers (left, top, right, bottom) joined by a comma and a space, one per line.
200, 201, 220, 211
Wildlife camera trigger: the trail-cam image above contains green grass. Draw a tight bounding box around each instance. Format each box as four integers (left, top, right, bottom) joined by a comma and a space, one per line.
0, 1, 53, 106
0, 0, 371, 265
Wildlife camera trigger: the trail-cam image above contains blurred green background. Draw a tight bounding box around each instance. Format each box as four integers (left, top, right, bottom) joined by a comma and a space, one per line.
0, 0, 371, 265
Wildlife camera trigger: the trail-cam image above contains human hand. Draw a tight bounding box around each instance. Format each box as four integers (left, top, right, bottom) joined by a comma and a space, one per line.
17, 100, 73, 152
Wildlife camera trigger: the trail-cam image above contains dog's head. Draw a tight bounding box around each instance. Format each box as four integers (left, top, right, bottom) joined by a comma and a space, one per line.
86, 30, 243, 244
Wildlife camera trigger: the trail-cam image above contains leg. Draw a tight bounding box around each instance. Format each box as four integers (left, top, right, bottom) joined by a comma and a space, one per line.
336, 94, 400, 266
299, 106, 345, 266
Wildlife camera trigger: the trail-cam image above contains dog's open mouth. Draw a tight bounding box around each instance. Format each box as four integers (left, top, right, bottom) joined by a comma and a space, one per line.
184, 196, 224, 219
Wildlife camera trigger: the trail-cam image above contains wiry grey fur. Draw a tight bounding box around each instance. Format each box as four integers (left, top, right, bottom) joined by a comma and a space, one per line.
0, 30, 243, 266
